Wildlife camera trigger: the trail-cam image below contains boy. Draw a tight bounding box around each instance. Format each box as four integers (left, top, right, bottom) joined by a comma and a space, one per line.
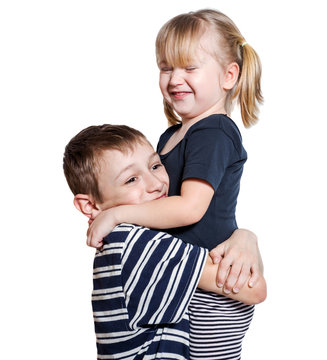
63, 124, 266, 359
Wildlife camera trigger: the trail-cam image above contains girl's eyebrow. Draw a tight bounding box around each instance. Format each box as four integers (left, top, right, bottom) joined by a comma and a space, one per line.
159, 61, 170, 67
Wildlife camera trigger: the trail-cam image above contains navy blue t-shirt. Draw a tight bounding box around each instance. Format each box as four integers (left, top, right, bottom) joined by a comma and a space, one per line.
157, 114, 247, 250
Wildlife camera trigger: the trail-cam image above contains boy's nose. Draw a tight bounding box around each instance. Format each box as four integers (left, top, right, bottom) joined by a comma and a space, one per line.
145, 173, 163, 192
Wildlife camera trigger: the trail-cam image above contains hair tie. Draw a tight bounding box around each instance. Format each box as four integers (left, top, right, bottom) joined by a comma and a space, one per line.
241, 41, 247, 47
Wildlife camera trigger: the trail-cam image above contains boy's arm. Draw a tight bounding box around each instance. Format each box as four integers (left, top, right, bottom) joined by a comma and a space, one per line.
118, 224, 208, 327
198, 255, 267, 305
210, 229, 263, 294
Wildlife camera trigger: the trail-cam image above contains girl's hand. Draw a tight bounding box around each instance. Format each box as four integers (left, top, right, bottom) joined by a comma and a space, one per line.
209, 229, 263, 294
86, 208, 119, 248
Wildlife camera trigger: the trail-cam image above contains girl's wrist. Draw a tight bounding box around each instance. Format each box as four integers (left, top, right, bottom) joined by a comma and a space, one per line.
113, 205, 127, 226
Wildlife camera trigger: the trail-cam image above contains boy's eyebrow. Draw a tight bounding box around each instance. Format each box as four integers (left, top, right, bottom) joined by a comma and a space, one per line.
149, 151, 160, 159
149, 152, 161, 164
114, 163, 135, 181
114, 152, 160, 181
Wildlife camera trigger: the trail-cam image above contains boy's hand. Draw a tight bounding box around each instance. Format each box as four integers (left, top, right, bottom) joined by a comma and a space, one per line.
87, 208, 119, 248
209, 229, 262, 294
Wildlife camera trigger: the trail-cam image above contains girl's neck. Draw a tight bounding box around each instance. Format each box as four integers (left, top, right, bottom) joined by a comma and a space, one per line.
161, 106, 227, 156
180, 106, 227, 132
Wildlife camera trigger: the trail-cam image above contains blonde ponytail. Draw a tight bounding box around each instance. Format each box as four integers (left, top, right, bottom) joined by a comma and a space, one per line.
232, 43, 263, 127
163, 100, 181, 126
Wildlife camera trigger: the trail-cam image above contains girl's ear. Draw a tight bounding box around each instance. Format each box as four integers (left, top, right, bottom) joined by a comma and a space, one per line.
223, 62, 240, 90
73, 194, 101, 220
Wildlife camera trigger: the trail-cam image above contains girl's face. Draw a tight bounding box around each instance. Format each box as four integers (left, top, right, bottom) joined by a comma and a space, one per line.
159, 32, 231, 123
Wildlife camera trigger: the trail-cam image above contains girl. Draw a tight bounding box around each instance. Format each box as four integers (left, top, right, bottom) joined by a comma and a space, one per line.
88, 9, 264, 359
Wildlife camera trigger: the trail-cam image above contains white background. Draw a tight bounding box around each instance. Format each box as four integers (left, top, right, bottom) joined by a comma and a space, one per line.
1, 0, 326, 359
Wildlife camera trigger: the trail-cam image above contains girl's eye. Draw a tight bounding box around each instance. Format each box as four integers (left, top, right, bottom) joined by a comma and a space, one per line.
185, 66, 196, 71
125, 177, 137, 184
160, 66, 173, 73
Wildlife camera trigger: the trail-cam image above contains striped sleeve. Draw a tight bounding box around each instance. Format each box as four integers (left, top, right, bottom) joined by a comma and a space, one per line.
120, 225, 208, 330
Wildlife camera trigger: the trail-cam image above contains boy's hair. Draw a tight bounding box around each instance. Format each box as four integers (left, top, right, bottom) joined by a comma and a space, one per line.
156, 9, 263, 128
63, 124, 149, 203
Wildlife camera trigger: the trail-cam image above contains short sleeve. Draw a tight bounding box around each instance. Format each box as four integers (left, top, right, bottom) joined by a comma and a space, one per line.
120, 226, 207, 329
183, 127, 237, 190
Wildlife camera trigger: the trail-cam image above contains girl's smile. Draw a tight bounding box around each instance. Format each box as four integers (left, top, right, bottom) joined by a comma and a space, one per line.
159, 31, 233, 125
170, 90, 193, 100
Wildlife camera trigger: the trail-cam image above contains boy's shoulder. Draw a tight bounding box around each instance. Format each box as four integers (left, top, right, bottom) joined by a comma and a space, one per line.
102, 223, 170, 245
102, 223, 141, 244
102, 223, 134, 242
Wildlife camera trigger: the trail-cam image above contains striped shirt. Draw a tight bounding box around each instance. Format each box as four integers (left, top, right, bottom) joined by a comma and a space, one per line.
92, 224, 208, 359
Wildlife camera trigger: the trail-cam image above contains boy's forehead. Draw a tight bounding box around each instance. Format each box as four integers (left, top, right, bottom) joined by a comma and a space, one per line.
98, 141, 157, 175
99, 140, 154, 158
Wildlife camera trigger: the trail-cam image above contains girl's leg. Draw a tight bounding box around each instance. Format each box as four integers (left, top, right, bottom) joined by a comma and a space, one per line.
189, 289, 255, 360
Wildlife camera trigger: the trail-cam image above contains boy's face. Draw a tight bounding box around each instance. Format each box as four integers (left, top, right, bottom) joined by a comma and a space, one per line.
96, 141, 169, 211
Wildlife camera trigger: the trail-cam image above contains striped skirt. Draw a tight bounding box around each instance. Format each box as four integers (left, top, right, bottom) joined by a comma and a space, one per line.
189, 289, 255, 360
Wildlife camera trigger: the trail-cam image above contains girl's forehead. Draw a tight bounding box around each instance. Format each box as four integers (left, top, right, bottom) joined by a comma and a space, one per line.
157, 28, 218, 67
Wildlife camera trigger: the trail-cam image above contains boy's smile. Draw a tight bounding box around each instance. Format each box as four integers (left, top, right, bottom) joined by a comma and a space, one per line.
96, 142, 169, 211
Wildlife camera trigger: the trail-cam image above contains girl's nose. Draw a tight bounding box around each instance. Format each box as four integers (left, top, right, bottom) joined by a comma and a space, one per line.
169, 69, 184, 86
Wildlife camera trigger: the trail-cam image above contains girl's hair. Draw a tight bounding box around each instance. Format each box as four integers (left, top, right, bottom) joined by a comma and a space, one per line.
156, 9, 263, 128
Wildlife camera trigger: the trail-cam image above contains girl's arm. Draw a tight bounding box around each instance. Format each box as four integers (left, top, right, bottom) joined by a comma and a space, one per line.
122, 178, 214, 226
87, 178, 214, 247
87, 182, 264, 299
199, 255, 267, 305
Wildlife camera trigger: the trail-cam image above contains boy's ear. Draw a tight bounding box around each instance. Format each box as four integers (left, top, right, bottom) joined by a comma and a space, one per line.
223, 62, 240, 90
73, 194, 101, 220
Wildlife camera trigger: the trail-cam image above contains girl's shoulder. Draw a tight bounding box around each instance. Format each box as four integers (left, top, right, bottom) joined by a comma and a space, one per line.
160, 123, 181, 137
157, 123, 181, 152
186, 114, 243, 142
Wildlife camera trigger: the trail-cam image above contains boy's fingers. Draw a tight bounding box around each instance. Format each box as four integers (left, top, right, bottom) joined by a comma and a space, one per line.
209, 250, 223, 264
223, 262, 242, 294
216, 256, 232, 288
231, 265, 250, 293
248, 263, 260, 288
210, 244, 225, 265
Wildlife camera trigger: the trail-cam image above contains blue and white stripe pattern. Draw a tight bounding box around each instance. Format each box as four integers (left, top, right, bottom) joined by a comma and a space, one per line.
92, 224, 207, 359
189, 289, 255, 359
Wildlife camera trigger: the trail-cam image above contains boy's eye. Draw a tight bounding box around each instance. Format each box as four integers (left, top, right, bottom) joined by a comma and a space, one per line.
125, 177, 137, 184
152, 163, 162, 171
